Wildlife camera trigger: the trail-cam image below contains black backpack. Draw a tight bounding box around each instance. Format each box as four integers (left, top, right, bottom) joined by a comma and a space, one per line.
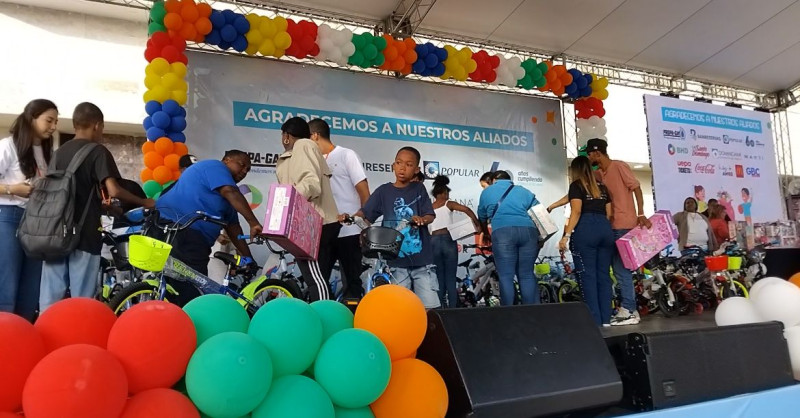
17, 143, 99, 261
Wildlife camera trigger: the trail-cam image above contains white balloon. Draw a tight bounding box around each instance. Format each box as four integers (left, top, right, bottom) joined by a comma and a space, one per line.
575, 119, 589, 130
507, 57, 521, 67
749, 277, 785, 301
318, 24, 331, 36
337, 29, 353, 45
751, 278, 800, 328
597, 126, 607, 136
341, 42, 356, 57
511, 67, 526, 80
318, 38, 335, 53
596, 118, 606, 129
784, 325, 800, 380
714, 297, 763, 326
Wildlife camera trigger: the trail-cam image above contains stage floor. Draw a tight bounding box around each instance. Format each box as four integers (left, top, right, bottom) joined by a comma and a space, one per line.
600, 311, 718, 339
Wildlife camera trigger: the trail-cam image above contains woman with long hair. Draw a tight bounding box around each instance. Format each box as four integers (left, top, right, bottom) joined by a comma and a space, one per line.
429, 175, 480, 308
0, 99, 58, 321
554, 156, 614, 326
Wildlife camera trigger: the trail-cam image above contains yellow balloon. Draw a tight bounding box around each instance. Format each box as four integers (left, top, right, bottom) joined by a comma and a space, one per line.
274, 49, 285, 58
144, 74, 161, 89
260, 19, 276, 38
273, 16, 288, 32
259, 39, 276, 56
171, 62, 187, 78
444, 45, 457, 54
176, 79, 188, 92
245, 44, 259, 55
171, 89, 188, 106
161, 72, 181, 90
459, 48, 472, 61
440, 70, 451, 80
143, 90, 155, 103
149, 58, 170, 77
150, 85, 170, 103
465, 59, 478, 73
597, 89, 609, 100
245, 13, 259, 24
274, 31, 291, 50
246, 30, 263, 46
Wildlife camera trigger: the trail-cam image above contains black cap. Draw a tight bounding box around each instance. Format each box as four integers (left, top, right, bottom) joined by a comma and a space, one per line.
179, 154, 197, 169
585, 138, 608, 153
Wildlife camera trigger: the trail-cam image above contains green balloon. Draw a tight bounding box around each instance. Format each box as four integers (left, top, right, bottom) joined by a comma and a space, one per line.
314, 329, 391, 408
248, 298, 323, 377
372, 54, 385, 67
149, 2, 167, 23
310, 300, 354, 343
373, 36, 387, 50
537, 61, 549, 74
363, 44, 378, 60
334, 406, 374, 418
519, 75, 534, 90
535, 77, 547, 88
148, 22, 166, 36
153, 191, 162, 200
348, 51, 365, 67
530, 67, 542, 80
142, 179, 162, 198
352, 34, 367, 49
252, 375, 334, 418
184, 294, 251, 346
186, 332, 273, 418
202, 414, 249, 418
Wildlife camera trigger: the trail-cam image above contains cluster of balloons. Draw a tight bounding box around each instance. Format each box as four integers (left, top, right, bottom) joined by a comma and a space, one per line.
163, 0, 213, 43
468, 50, 499, 83
591, 76, 610, 100
576, 115, 607, 142
493, 55, 526, 87
143, 99, 187, 143
349, 32, 388, 69
204, 9, 250, 52
142, 137, 186, 192
542, 64, 573, 96
411, 42, 447, 77
147, 1, 168, 36
574, 96, 606, 119
144, 31, 188, 64
441, 46, 478, 82
517, 58, 548, 90
316, 24, 356, 66
285, 19, 320, 59
244, 15, 291, 57
379, 35, 417, 74
143, 58, 189, 106
565, 68, 594, 99
715, 274, 800, 379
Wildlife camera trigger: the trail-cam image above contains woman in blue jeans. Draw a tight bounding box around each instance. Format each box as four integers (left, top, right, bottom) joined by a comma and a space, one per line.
429, 175, 480, 308
478, 171, 540, 306
556, 156, 614, 326
0, 99, 58, 321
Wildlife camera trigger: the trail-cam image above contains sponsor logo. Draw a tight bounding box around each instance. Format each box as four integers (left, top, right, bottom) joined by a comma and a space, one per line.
745, 136, 755, 147
362, 162, 393, 172
697, 133, 722, 141
722, 134, 744, 145
663, 127, 686, 140
238, 184, 263, 210
668, 144, 689, 155
746, 167, 760, 178
692, 145, 710, 158
516, 170, 543, 184
711, 148, 742, 160
694, 163, 715, 174
247, 151, 281, 168
755, 139, 765, 147
720, 166, 734, 177
677, 160, 692, 174
689, 129, 697, 140
422, 160, 481, 179
735, 165, 744, 178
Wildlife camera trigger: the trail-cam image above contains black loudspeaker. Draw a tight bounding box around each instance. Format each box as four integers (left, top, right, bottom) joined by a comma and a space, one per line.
619, 322, 794, 410
416, 303, 623, 418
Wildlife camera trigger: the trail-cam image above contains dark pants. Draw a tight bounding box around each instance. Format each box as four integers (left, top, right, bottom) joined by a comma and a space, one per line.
297, 222, 342, 302
432, 234, 458, 308
0, 205, 42, 322
334, 234, 364, 299
571, 212, 615, 325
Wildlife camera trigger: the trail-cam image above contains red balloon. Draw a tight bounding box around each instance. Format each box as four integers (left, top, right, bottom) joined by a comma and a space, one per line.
0, 412, 23, 417
0, 313, 45, 413
485, 71, 497, 83
149, 31, 171, 49
23, 344, 128, 418
161, 45, 181, 63
488, 54, 500, 68
144, 46, 159, 62
34, 297, 116, 353
120, 388, 199, 418
107, 301, 197, 394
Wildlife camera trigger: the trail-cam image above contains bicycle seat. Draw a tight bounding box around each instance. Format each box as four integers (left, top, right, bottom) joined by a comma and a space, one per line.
214, 252, 238, 266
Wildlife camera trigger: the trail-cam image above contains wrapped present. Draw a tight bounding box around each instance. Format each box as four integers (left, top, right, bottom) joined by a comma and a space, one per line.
529, 203, 559, 243
263, 184, 323, 260
615, 210, 678, 270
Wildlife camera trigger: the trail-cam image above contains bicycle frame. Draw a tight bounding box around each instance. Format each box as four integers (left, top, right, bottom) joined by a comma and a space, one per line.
160, 256, 259, 306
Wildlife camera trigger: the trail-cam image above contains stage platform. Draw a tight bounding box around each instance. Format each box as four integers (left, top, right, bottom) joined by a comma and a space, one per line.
600, 311, 717, 340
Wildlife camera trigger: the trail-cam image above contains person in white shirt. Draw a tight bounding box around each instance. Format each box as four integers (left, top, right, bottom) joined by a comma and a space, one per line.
0, 99, 58, 321
309, 119, 370, 301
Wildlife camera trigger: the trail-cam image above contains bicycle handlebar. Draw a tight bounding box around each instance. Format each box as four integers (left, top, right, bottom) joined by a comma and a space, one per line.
341, 215, 420, 228
237, 235, 285, 255
461, 243, 491, 252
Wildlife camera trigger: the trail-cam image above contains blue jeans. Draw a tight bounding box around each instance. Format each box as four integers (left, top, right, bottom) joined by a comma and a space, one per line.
431, 234, 458, 308
0, 205, 42, 321
40, 250, 101, 313
571, 213, 615, 325
613, 229, 636, 312
491, 226, 540, 306
390, 265, 440, 308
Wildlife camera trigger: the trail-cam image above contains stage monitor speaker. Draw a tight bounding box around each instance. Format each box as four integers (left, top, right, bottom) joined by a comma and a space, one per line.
621, 322, 794, 411
416, 303, 622, 418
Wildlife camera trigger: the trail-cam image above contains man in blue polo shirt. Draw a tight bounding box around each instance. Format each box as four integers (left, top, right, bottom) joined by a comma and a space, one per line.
156, 150, 263, 275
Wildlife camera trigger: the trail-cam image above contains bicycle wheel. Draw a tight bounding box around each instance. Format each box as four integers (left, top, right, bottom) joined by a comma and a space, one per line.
655, 287, 681, 318
250, 278, 304, 309
557, 281, 581, 303
538, 282, 555, 304
107, 281, 162, 315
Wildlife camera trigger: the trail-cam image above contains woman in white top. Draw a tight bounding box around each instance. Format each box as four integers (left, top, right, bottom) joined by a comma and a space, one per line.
673, 197, 716, 252
0, 99, 58, 321
429, 175, 480, 308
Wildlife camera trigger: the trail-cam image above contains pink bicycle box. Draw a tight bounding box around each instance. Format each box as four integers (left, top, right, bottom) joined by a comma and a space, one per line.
615, 210, 678, 270
263, 184, 322, 260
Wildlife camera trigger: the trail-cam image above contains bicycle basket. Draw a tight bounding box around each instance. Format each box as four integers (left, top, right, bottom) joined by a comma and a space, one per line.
360, 226, 403, 260
704, 255, 728, 271
128, 235, 172, 271
534, 263, 551, 276
727, 256, 743, 270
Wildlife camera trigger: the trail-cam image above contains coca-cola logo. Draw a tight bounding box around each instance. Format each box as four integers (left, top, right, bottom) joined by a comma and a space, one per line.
692, 145, 709, 158
695, 163, 715, 174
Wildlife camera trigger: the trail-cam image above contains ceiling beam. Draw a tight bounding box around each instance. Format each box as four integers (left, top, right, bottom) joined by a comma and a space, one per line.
381, 0, 438, 37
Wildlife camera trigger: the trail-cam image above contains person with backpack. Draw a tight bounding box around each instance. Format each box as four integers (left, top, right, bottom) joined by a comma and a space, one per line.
0, 99, 58, 321
31, 103, 154, 313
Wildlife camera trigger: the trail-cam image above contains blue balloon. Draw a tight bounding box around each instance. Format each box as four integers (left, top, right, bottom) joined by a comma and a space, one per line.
205, 29, 222, 46
576, 76, 588, 89
584, 74, 594, 84
411, 60, 426, 74
143, 116, 154, 130
565, 83, 578, 94
232, 37, 248, 52
434, 46, 447, 61
169, 132, 186, 143
414, 44, 425, 56
209, 10, 225, 28
568, 68, 582, 78
169, 116, 187, 132
219, 40, 232, 50
151, 111, 171, 129
145, 100, 162, 116
233, 16, 250, 34
424, 53, 438, 68
222, 9, 237, 24
433, 62, 446, 76
177, 106, 187, 118
161, 99, 181, 117
221, 25, 238, 43
580, 86, 593, 97
146, 127, 166, 141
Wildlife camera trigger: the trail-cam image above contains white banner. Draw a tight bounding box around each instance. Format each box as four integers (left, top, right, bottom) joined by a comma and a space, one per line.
185, 51, 567, 260
644, 94, 782, 223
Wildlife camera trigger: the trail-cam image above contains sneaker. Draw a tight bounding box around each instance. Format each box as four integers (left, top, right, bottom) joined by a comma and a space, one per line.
602, 323, 611, 327
611, 307, 641, 326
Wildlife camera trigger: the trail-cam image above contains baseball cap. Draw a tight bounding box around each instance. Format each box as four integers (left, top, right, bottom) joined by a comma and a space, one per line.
585, 138, 608, 153
179, 154, 197, 169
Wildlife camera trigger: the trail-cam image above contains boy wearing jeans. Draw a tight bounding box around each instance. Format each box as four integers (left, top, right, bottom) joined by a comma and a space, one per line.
350, 146, 439, 308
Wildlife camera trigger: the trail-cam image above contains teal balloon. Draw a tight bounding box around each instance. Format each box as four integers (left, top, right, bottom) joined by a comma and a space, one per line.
252, 375, 334, 418
142, 180, 162, 198
248, 298, 323, 377
202, 414, 249, 418
183, 294, 251, 346
162, 180, 175, 189
334, 406, 374, 418
186, 332, 273, 418
314, 329, 391, 408
310, 300, 354, 343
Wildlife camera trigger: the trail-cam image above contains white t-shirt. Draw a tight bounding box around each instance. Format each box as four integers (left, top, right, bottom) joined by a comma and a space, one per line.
686, 213, 709, 249
0, 136, 28, 206
325, 146, 367, 237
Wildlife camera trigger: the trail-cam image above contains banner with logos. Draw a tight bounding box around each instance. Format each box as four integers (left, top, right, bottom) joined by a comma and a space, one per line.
185, 51, 568, 261
644, 94, 782, 223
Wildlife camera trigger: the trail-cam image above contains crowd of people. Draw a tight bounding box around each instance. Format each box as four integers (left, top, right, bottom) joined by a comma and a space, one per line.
1, 99, 657, 328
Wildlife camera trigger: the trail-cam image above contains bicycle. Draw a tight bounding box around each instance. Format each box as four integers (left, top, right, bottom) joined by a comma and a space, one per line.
342, 215, 411, 293
96, 215, 146, 303
456, 243, 500, 307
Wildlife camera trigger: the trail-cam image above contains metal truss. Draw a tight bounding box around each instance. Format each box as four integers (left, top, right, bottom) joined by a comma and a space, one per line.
381, 0, 438, 37
773, 110, 795, 199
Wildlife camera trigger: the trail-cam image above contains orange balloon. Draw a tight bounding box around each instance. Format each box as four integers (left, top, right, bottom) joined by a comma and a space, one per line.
172, 170, 182, 181
370, 359, 448, 418
164, 13, 183, 31
153, 166, 173, 184
164, 154, 181, 171
354, 285, 426, 361
195, 17, 213, 37
789, 272, 800, 288
179, 25, 197, 42
144, 152, 164, 170
141, 168, 154, 183
164, 0, 181, 13
142, 141, 155, 154
154, 137, 174, 156
196, 2, 212, 18
173, 142, 188, 156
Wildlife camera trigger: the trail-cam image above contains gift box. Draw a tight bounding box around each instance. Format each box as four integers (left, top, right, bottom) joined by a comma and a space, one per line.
263, 184, 323, 260
529, 203, 559, 243
615, 210, 678, 270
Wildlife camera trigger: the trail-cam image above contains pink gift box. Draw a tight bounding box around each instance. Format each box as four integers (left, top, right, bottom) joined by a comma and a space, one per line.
263, 184, 323, 260
615, 210, 678, 270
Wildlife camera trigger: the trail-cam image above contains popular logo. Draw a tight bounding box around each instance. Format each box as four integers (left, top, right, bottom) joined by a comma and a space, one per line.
723, 134, 744, 145
735, 165, 744, 178
677, 161, 692, 174
692, 145, 710, 158
423, 161, 440, 178
663, 127, 685, 140
422, 160, 481, 179
238, 184, 263, 210
746, 167, 760, 178
694, 164, 715, 174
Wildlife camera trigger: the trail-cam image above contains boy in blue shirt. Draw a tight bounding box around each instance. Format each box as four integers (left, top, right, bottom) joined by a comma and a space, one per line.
350, 146, 440, 308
